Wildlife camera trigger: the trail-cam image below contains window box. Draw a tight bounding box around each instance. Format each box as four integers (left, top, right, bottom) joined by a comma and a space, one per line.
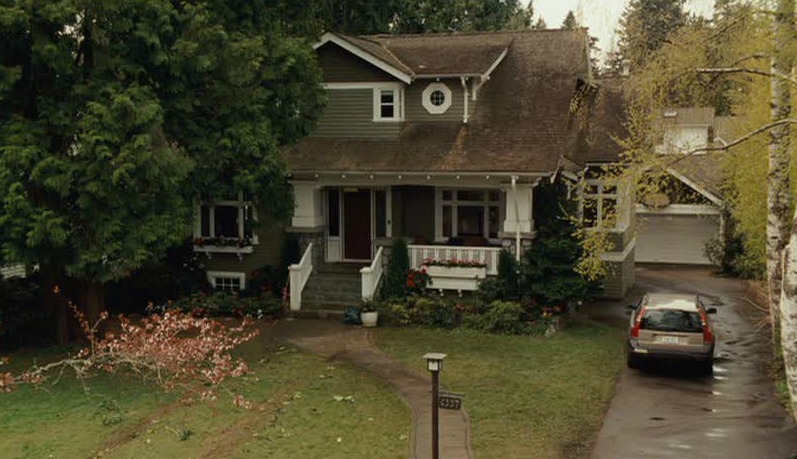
422, 264, 487, 292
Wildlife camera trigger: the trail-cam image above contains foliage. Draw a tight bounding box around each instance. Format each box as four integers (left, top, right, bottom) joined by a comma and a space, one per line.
609, 0, 688, 72
169, 291, 283, 319
496, 249, 520, 300
462, 301, 527, 335
382, 239, 410, 299
1, 306, 259, 405
0, 0, 324, 320
704, 213, 764, 279
360, 298, 378, 313
0, 274, 50, 349
405, 268, 431, 296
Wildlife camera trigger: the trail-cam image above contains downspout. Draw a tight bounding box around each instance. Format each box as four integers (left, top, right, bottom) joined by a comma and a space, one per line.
460, 77, 470, 124
511, 175, 521, 262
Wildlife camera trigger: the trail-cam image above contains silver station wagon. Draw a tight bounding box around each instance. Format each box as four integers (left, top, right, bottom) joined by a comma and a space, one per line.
626, 293, 717, 374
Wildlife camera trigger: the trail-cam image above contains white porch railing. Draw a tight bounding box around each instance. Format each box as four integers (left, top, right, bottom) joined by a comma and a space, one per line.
288, 243, 314, 311
360, 246, 384, 300
408, 245, 503, 275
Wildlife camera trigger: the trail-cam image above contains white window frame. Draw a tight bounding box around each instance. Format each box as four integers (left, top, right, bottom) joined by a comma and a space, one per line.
372, 84, 404, 122
435, 188, 503, 243
207, 271, 246, 291
581, 180, 618, 229
422, 82, 452, 114
194, 192, 259, 245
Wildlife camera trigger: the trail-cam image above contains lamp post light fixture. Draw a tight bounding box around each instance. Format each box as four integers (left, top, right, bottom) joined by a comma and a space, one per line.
423, 352, 446, 459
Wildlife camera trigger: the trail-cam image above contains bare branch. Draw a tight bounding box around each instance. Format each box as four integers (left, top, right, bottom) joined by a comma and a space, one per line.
695, 67, 797, 87
665, 119, 797, 168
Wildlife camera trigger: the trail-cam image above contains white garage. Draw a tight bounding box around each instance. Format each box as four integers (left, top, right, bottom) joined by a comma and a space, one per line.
635, 205, 721, 265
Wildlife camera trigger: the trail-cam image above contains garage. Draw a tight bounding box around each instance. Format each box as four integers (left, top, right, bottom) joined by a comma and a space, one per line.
635, 205, 721, 265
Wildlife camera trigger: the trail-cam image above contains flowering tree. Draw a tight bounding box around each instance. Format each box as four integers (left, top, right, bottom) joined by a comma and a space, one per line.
0, 304, 259, 406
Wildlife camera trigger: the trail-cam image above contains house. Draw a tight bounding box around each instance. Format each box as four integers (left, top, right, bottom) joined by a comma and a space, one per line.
197, 28, 637, 305
635, 107, 729, 265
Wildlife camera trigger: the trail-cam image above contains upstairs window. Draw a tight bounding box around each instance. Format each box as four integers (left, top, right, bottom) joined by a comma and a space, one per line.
373, 86, 403, 121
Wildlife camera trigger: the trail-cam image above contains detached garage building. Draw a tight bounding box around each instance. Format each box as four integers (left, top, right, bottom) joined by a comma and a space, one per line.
635, 108, 728, 266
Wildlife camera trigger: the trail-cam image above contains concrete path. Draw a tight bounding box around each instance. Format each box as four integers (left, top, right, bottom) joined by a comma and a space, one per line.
269, 319, 474, 459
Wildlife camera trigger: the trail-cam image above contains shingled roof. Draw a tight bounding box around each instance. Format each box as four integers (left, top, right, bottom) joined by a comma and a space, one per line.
287, 29, 591, 175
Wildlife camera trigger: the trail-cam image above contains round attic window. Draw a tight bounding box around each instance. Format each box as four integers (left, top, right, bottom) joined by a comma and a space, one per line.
423, 83, 452, 114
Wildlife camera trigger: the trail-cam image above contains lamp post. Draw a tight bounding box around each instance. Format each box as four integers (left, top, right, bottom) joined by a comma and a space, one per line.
423, 352, 446, 459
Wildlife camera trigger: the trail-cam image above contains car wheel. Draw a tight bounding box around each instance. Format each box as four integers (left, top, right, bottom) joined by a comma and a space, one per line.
627, 353, 640, 369
701, 358, 714, 375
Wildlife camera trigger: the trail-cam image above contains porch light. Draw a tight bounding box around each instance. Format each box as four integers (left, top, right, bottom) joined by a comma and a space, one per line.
424, 352, 446, 372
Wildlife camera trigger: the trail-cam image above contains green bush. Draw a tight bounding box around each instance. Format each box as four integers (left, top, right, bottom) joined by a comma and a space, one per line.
168, 291, 283, 318
382, 239, 410, 299
496, 249, 519, 300
462, 301, 526, 335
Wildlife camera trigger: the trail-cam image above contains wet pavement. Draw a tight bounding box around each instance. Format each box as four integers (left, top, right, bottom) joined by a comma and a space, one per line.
587, 266, 797, 459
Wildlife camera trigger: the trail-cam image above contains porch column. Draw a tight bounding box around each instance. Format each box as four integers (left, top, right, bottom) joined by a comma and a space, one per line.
291, 181, 323, 229
500, 180, 538, 259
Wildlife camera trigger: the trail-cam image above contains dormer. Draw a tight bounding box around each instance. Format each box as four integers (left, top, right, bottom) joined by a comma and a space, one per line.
310, 32, 512, 138
655, 107, 715, 155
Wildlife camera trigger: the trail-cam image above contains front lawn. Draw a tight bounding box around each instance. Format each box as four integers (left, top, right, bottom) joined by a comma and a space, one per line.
376, 319, 624, 459
1, 337, 410, 459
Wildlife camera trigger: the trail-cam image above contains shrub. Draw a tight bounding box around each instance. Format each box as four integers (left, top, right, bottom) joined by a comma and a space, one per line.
462, 301, 526, 335
405, 268, 431, 296
382, 239, 410, 299
169, 292, 283, 319
496, 249, 520, 300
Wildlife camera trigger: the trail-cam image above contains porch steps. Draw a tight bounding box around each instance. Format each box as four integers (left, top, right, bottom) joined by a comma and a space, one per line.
300, 263, 366, 311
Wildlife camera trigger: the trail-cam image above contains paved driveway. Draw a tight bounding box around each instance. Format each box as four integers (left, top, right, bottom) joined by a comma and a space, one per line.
587, 266, 797, 459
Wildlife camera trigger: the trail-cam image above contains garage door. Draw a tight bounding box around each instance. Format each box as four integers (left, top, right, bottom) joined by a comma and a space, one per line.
636, 211, 720, 265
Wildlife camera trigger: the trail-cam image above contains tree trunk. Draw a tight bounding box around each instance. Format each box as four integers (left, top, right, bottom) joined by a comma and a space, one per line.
780, 207, 797, 420
41, 266, 70, 345
767, 0, 795, 327
78, 280, 105, 335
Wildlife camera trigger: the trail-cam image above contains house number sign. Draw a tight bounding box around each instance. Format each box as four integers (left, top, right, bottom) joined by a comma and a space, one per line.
438, 392, 463, 410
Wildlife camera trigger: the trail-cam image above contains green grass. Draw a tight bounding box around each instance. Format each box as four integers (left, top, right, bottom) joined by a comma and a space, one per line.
1, 337, 410, 459
375, 319, 625, 459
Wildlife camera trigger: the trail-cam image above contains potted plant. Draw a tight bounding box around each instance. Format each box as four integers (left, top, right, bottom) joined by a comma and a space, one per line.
360, 299, 379, 327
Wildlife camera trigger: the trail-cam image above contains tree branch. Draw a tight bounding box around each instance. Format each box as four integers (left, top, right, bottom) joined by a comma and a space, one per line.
665, 119, 797, 168
695, 67, 797, 87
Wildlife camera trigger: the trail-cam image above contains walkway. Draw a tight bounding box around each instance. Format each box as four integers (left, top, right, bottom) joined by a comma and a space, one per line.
270, 319, 474, 459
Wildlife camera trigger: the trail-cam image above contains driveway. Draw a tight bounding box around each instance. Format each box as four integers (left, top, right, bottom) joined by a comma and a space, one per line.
586, 266, 797, 459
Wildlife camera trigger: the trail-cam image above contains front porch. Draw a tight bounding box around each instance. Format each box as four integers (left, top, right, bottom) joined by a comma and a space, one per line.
287, 174, 543, 309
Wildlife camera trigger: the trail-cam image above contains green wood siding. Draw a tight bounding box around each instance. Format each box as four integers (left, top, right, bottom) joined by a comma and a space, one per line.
318, 43, 397, 82
405, 79, 468, 123
313, 89, 401, 138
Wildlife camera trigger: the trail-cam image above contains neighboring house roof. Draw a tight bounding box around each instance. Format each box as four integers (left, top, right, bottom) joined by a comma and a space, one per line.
668, 154, 724, 205
660, 107, 715, 126
287, 29, 590, 175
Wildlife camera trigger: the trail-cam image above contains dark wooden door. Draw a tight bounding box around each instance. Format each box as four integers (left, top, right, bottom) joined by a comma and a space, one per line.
344, 190, 372, 260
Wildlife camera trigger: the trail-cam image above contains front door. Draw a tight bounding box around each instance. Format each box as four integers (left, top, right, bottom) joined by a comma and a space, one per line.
343, 189, 372, 260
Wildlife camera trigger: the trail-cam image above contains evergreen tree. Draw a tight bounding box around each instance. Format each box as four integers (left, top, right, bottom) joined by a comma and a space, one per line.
610, 0, 688, 72
0, 0, 324, 342
561, 10, 578, 29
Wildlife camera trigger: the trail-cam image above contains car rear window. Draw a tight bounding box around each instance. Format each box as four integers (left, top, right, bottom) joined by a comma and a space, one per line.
640, 309, 704, 333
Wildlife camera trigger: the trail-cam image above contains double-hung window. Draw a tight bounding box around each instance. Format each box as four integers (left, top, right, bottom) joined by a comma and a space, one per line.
373, 85, 403, 121
196, 193, 258, 246
438, 189, 502, 242
582, 180, 618, 229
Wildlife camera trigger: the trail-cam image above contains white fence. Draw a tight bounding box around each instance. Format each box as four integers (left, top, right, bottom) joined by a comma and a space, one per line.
288, 243, 314, 311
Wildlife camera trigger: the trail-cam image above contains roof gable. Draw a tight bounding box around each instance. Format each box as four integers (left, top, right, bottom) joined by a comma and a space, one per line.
313, 32, 412, 83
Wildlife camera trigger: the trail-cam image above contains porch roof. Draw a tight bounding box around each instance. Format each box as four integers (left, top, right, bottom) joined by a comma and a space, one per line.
286, 29, 590, 175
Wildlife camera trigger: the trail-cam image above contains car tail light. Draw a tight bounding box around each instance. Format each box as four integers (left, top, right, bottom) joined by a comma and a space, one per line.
630, 308, 645, 338
700, 309, 713, 343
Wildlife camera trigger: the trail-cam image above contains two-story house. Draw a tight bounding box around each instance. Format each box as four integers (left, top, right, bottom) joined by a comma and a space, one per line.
196, 28, 638, 307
